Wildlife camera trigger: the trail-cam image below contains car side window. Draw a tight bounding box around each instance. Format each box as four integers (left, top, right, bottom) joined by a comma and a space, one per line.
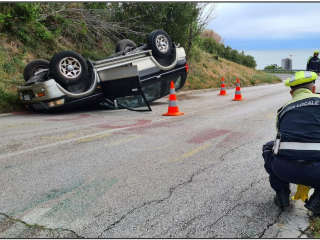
115, 94, 151, 111
165, 74, 182, 94
142, 82, 161, 102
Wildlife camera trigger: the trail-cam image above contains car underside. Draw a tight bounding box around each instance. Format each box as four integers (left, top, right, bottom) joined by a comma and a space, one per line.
17, 30, 188, 112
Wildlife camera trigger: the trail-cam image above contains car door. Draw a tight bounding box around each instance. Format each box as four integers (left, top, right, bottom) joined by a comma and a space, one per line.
98, 65, 151, 111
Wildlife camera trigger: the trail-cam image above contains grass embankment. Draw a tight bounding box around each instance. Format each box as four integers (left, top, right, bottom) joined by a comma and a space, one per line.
0, 38, 281, 114
0, 34, 115, 113
184, 46, 282, 91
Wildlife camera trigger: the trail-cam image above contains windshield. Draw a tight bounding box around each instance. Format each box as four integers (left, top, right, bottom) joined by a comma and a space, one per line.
115, 93, 151, 111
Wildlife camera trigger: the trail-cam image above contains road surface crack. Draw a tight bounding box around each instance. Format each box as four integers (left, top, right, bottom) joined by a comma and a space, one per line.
0, 213, 83, 238
98, 167, 205, 238
258, 210, 283, 238
98, 139, 258, 237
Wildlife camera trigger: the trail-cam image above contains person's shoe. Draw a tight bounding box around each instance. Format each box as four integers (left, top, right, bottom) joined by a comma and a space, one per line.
304, 189, 320, 215
274, 188, 291, 208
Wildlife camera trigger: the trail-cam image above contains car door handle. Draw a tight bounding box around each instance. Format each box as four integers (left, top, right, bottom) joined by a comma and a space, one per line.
157, 75, 161, 78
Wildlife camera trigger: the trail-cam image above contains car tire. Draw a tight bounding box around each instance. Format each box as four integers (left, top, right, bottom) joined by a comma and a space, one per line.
50, 51, 88, 86
115, 39, 137, 53
147, 30, 172, 58
23, 59, 50, 81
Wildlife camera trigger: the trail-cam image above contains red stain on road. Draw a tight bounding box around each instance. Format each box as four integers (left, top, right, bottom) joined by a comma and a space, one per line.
216, 132, 248, 148
44, 114, 92, 121
97, 119, 152, 129
123, 121, 178, 134
187, 129, 231, 144
12, 111, 34, 115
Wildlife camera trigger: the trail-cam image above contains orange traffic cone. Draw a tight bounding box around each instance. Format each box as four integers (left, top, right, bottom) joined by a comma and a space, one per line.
163, 81, 184, 116
232, 78, 245, 101
218, 77, 228, 95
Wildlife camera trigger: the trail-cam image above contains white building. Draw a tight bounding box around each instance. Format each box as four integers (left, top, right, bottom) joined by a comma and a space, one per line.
281, 58, 292, 70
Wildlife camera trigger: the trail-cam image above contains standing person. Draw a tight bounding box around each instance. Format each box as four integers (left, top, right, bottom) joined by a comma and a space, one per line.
263, 71, 320, 215
306, 50, 320, 74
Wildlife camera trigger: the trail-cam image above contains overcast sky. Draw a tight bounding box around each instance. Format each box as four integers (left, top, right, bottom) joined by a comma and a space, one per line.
206, 2, 320, 69
207, 2, 320, 51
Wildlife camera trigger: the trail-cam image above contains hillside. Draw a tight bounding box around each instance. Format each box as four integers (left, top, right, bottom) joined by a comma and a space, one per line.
186, 46, 281, 90
0, 36, 281, 114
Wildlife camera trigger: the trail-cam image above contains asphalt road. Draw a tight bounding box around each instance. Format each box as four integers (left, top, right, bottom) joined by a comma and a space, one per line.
0, 74, 316, 238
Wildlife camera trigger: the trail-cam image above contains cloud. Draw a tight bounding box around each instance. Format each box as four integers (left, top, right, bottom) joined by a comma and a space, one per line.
208, 3, 320, 40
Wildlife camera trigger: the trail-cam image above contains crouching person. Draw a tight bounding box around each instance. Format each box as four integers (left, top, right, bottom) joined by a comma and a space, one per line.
263, 71, 320, 215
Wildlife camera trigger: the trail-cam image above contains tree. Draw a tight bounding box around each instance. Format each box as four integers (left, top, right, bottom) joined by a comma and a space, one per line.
109, 2, 201, 50
185, 3, 217, 60
242, 55, 257, 68
223, 45, 232, 60
0, 3, 41, 31
264, 64, 282, 70
36, 3, 145, 44
230, 49, 240, 64
201, 29, 224, 44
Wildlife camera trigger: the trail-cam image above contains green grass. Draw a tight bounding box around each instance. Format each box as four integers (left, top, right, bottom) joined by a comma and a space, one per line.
0, 87, 24, 113
310, 217, 320, 238
184, 50, 282, 91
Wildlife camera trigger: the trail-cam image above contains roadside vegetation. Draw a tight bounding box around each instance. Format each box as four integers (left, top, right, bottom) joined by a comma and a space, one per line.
0, 3, 319, 236
310, 218, 320, 238
0, 2, 280, 114
186, 45, 280, 90
264, 64, 296, 74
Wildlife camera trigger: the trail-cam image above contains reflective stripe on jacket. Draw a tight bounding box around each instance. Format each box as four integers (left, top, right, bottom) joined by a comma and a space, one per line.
277, 89, 320, 161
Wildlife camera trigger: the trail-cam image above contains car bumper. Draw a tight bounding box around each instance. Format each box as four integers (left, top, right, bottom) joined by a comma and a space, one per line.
18, 79, 64, 103
17, 79, 104, 111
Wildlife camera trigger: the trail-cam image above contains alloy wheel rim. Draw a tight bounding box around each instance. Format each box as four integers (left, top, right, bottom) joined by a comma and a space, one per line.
59, 57, 81, 78
156, 35, 168, 52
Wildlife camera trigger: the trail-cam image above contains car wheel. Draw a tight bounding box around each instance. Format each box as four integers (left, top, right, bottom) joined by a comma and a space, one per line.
148, 30, 172, 58
23, 59, 50, 81
115, 39, 137, 53
50, 51, 88, 86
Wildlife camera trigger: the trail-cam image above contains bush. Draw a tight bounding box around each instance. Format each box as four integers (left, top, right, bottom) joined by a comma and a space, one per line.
0, 3, 41, 31
195, 36, 257, 69
189, 46, 203, 63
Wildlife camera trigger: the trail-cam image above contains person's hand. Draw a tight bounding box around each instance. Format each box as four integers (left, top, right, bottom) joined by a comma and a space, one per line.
318, 73, 320, 76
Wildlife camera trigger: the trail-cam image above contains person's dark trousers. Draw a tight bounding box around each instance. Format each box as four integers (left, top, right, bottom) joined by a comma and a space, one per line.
272, 157, 320, 214
263, 141, 320, 190
263, 141, 289, 191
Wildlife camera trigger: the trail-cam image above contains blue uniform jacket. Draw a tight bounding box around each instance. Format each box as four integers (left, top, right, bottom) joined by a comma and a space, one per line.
307, 56, 320, 73
277, 88, 320, 161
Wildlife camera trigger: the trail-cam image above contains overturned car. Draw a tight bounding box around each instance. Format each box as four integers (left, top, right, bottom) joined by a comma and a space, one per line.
17, 30, 188, 112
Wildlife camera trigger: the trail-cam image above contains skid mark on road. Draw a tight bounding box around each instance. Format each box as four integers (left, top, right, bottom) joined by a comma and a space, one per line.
97, 119, 152, 129
123, 121, 178, 135
77, 133, 112, 143
216, 132, 250, 148
0, 117, 183, 160
187, 129, 231, 144
44, 114, 91, 122
171, 142, 212, 162
106, 135, 141, 147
